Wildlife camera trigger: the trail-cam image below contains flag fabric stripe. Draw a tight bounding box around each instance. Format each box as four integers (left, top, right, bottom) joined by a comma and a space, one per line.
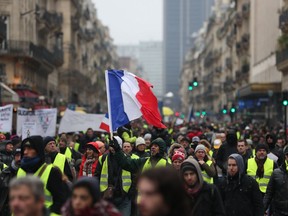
99, 113, 110, 132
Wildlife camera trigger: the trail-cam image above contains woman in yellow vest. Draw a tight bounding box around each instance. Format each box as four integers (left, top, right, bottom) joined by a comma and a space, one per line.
193, 144, 216, 184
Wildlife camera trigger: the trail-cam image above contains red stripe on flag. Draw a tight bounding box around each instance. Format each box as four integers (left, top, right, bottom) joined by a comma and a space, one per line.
99, 122, 110, 132
134, 76, 166, 129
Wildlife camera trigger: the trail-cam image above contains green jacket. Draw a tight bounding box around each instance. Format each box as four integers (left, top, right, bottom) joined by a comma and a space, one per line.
114, 150, 170, 173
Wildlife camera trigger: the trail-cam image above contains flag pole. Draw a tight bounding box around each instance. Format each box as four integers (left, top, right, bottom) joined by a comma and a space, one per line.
105, 70, 113, 140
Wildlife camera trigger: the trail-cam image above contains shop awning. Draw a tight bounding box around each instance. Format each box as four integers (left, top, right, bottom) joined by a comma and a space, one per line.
236, 83, 282, 99
14, 89, 39, 98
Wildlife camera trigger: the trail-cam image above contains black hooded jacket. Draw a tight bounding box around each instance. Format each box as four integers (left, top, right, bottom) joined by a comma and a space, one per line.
266, 134, 284, 166
216, 132, 238, 175
20, 136, 69, 214
263, 163, 288, 215
219, 154, 264, 216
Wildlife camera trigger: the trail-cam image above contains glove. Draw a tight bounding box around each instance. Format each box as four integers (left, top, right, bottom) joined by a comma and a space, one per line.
109, 136, 122, 151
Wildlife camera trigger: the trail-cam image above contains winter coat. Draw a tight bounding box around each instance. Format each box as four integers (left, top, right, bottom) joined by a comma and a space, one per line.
0, 150, 13, 166
264, 163, 288, 215
219, 153, 264, 216
0, 166, 18, 216
181, 157, 225, 216
216, 133, 238, 175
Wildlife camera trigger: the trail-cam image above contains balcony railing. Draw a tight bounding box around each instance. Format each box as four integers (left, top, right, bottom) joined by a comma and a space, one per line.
235, 13, 243, 27
0, 40, 63, 67
242, 34, 250, 50
79, 28, 96, 41
242, 63, 250, 73
279, 10, 288, 34
41, 10, 63, 29
242, 3, 250, 19
225, 58, 232, 70
71, 16, 80, 31
0, 19, 6, 40
276, 48, 288, 66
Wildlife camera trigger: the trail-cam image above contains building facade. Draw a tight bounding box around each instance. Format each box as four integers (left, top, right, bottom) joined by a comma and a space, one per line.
164, 0, 214, 107
180, 0, 283, 123
0, 0, 117, 112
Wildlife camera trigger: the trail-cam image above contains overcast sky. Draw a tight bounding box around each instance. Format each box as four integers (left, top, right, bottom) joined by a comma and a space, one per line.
93, 0, 163, 45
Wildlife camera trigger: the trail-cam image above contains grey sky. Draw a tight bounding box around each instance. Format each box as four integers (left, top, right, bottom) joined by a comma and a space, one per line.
93, 0, 163, 45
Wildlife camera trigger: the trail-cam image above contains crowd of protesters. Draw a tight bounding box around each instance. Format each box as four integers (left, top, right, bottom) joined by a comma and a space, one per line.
0, 120, 288, 216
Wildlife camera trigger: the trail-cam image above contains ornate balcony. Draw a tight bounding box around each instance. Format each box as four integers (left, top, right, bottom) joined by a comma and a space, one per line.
242, 3, 250, 19
276, 47, 288, 72
235, 13, 243, 27
279, 10, 288, 34
0, 40, 63, 69
36, 6, 63, 30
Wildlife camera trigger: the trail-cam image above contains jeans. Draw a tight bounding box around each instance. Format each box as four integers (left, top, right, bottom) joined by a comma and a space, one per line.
113, 196, 131, 216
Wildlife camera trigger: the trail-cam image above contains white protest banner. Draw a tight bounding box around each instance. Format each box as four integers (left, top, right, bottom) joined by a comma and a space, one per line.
59, 109, 105, 133
17, 108, 57, 137
0, 104, 13, 133
22, 122, 37, 139
175, 118, 184, 126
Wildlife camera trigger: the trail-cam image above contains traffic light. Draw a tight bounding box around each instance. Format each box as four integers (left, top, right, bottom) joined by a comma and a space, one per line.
195, 111, 201, 117
230, 104, 236, 113
222, 105, 228, 114
283, 91, 288, 106
188, 82, 193, 91
193, 78, 198, 87
202, 110, 206, 116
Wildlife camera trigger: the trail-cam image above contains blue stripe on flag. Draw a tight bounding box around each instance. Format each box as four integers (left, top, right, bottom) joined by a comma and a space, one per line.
108, 70, 130, 131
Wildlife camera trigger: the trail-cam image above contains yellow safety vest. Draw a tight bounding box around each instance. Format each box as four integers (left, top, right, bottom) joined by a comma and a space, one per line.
74, 143, 80, 152
142, 158, 169, 172
64, 147, 72, 161
53, 153, 66, 173
247, 157, 274, 193
0, 163, 7, 172
131, 154, 139, 159
201, 160, 214, 184
17, 164, 53, 209
99, 155, 131, 193
237, 131, 241, 139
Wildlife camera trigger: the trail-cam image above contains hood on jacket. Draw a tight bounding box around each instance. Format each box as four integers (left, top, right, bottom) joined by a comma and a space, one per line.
168, 143, 184, 158
226, 130, 237, 146
180, 156, 203, 188
151, 138, 166, 157
21, 136, 45, 162
228, 153, 245, 176
266, 134, 276, 149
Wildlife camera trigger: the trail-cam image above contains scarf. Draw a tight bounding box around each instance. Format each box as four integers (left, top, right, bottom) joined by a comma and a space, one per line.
83, 158, 96, 177
21, 157, 41, 172
255, 157, 266, 178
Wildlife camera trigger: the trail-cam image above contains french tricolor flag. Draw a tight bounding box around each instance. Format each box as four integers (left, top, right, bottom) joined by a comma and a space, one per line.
105, 69, 166, 132
99, 113, 110, 132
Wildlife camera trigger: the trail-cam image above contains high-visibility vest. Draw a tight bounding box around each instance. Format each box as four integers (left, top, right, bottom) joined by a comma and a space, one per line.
247, 157, 274, 193
0, 162, 7, 172
131, 154, 139, 159
53, 153, 66, 173
201, 160, 214, 184
142, 158, 169, 172
17, 164, 53, 209
64, 148, 72, 161
74, 143, 80, 152
99, 155, 131, 193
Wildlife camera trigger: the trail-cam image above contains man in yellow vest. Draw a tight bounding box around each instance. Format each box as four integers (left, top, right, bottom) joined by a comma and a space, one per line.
58, 136, 81, 163
17, 136, 68, 215
94, 137, 133, 216
110, 136, 170, 174
247, 144, 277, 195
43, 136, 74, 182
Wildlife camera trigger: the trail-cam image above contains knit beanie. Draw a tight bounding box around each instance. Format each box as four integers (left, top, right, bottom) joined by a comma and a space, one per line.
136, 137, 145, 147
255, 144, 269, 153
43, 136, 55, 148
195, 144, 206, 153
21, 136, 45, 161
144, 133, 152, 140
172, 151, 185, 162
